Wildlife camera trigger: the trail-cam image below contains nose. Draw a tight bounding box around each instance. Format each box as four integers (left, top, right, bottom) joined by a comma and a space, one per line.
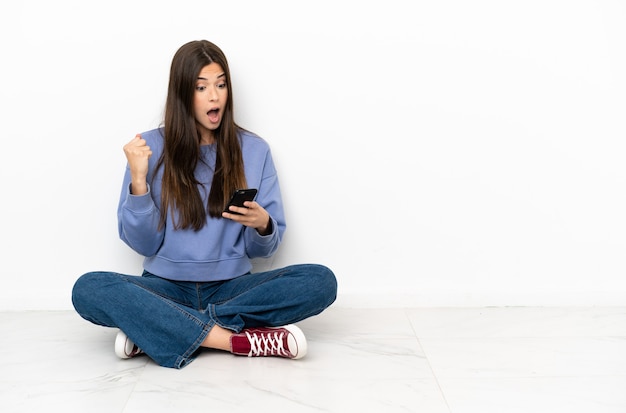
208, 87, 218, 101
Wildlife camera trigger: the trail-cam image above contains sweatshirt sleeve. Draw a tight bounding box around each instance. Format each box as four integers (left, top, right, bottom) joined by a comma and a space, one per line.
243, 148, 286, 258
117, 167, 165, 257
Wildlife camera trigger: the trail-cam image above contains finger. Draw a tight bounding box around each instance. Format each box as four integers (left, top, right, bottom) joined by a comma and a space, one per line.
132, 140, 151, 154
243, 201, 261, 210
229, 205, 247, 215
222, 210, 244, 222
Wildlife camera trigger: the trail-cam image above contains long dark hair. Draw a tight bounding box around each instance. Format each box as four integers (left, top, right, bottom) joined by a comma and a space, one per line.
157, 40, 247, 230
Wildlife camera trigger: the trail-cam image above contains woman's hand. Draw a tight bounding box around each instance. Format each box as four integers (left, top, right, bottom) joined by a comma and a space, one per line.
123, 134, 152, 195
222, 201, 272, 235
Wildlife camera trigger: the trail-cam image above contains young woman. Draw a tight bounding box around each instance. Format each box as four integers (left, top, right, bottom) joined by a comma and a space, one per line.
71, 40, 337, 369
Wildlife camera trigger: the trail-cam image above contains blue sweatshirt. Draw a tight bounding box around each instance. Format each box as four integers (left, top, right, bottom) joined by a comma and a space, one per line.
117, 128, 286, 282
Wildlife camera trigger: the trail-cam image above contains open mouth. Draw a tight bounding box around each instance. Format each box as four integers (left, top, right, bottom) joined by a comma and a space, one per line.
207, 108, 220, 123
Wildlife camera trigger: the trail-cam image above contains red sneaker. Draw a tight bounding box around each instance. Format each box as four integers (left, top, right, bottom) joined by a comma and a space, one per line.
230, 324, 307, 359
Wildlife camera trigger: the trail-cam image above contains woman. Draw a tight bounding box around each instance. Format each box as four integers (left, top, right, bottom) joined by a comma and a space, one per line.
72, 40, 337, 369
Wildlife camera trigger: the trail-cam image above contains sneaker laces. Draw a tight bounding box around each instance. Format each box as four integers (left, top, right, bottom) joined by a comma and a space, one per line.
245, 330, 289, 357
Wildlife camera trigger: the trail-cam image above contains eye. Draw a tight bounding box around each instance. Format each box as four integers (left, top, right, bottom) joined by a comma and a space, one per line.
217, 82, 227, 89
196, 85, 206, 92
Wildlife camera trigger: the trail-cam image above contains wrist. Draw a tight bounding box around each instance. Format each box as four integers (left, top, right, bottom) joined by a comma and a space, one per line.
257, 216, 273, 236
130, 180, 148, 195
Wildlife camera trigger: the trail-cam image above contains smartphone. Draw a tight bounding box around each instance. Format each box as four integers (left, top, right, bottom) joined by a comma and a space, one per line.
224, 188, 258, 214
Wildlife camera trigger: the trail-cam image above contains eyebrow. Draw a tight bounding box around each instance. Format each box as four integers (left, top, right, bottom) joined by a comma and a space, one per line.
197, 73, 226, 81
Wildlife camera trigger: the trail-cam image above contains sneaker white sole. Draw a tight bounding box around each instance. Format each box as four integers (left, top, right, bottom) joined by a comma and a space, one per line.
281, 324, 307, 360
114, 330, 140, 359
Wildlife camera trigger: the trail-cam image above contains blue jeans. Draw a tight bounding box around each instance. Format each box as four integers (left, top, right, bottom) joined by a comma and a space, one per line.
71, 264, 337, 369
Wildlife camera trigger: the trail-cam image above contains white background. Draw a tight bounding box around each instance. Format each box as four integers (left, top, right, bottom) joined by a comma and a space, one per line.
0, 0, 624, 310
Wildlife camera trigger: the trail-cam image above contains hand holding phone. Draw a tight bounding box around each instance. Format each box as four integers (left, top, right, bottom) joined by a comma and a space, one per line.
223, 188, 258, 215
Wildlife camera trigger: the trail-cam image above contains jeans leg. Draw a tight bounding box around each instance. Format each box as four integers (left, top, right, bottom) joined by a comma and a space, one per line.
72, 271, 214, 369
208, 264, 338, 332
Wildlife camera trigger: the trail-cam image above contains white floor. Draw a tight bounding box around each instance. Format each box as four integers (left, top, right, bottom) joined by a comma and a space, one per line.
1, 306, 625, 413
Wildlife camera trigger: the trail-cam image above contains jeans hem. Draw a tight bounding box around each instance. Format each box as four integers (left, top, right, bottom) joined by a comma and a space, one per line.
172, 319, 216, 369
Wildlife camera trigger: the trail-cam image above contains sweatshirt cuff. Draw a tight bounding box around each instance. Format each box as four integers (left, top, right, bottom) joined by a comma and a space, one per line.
124, 183, 154, 212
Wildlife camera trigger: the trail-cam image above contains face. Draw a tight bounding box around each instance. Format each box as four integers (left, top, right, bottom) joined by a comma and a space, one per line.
193, 63, 228, 144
